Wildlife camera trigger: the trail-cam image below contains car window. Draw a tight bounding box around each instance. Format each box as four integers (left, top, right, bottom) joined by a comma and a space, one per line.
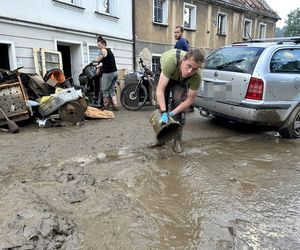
204, 46, 264, 74
270, 48, 300, 73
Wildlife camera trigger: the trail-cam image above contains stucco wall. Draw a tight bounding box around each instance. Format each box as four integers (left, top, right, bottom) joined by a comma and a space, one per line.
134, 0, 277, 59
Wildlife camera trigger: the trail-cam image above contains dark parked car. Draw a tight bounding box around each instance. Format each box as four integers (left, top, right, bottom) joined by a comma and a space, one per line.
194, 37, 300, 138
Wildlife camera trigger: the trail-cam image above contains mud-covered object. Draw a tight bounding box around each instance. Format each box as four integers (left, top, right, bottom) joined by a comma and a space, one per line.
28, 74, 53, 97
0, 70, 18, 84
149, 109, 181, 143
83, 65, 97, 80
85, 106, 114, 119
0, 80, 30, 126
58, 100, 87, 123
0, 107, 20, 133
63, 188, 86, 203
38, 88, 83, 117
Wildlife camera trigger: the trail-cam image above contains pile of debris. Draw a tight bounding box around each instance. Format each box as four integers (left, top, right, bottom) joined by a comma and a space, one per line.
0, 68, 114, 133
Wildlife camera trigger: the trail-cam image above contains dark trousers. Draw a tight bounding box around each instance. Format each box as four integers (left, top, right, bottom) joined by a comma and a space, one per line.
164, 79, 187, 126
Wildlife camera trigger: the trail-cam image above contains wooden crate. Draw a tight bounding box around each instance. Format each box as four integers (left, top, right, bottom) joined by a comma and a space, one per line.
0, 81, 29, 125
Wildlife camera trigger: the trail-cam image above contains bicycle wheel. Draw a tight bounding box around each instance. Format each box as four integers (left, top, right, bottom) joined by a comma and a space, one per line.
120, 83, 148, 111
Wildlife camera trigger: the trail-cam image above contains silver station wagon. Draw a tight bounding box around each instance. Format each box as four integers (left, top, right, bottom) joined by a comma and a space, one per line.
194, 37, 300, 138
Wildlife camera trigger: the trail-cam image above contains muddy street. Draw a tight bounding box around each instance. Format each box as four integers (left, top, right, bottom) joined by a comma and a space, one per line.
0, 108, 299, 249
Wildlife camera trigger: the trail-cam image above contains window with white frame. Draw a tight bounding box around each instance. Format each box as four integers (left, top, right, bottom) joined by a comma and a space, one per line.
52, 0, 84, 10
89, 46, 99, 62
33, 48, 63, 77
153, 0, 168, 24
98, 0, 116, 15
88, 45, 112, 62
183, 3, 196, 29
259, 23, 266, 39
57, 0, 80, 5
243, 19, 252, 39
217, 13, 227, 35
59, 0, 73, 3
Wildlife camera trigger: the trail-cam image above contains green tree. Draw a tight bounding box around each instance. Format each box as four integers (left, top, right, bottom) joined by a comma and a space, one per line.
284, 8, 300, 36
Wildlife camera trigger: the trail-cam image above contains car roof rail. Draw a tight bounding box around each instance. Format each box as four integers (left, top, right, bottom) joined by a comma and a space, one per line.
232, 41, 248, 44
245, 36, 300, 44
276, 37, 300, 44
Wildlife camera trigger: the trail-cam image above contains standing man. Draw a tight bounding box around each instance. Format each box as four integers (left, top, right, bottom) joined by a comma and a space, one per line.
174, 25, 194, 112
154, 48, 205, 153
174, 26, 189, 52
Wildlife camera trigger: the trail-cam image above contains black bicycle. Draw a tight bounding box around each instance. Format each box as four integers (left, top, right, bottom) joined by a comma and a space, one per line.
120, 58, 157, 111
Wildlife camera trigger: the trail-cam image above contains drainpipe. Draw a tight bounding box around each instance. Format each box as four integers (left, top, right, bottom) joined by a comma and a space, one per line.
132, 0, 136, 70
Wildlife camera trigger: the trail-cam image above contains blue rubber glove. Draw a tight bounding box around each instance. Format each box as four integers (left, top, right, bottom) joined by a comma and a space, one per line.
169, 111, 174, 117
159, 112, 169, 124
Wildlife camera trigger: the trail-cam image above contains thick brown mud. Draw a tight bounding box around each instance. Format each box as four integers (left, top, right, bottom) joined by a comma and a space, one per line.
0, 108, 299, 249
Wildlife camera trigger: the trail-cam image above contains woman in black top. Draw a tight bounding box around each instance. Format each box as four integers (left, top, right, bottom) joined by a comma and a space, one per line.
96, 38, 119, 110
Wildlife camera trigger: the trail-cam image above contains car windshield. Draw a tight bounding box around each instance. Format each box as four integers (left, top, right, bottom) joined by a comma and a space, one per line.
204, 46, 264, 74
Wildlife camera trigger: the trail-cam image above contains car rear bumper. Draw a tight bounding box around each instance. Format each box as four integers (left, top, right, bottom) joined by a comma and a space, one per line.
194, 97, 291, 127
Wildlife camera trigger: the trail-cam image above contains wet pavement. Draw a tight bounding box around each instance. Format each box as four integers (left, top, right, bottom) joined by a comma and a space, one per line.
0, 109, 299, 249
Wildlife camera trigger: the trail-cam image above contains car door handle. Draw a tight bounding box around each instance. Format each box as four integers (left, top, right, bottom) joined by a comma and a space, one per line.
294, 77, 300, 89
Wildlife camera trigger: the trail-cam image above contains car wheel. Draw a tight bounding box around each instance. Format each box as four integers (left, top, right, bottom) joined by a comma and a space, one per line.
279, 106, 300, 138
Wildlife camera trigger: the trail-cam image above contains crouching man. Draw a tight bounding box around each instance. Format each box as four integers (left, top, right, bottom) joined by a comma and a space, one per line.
154, 48, 205, 153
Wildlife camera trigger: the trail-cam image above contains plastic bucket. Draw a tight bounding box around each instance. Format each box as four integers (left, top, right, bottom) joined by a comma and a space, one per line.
44, 68, 65, 84
83, 65, 97, 80
50, 70, 66, 83
149, 109, 181, 143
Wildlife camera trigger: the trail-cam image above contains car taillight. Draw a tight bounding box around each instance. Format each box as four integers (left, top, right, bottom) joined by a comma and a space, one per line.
245, 77, 264, 100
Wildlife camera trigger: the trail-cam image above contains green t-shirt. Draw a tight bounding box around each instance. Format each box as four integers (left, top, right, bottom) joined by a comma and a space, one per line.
160, 49, 202, 90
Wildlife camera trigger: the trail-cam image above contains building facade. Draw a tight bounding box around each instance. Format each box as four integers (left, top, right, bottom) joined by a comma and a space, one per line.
134, 0, 280, 72
0, 0, 133, 85
0, 0, 281, 80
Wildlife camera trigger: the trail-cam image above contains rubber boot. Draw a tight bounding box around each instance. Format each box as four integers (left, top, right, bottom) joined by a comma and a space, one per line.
103, 97, 110, 110
111, 96, 119, 111
174, 129, 182, 153
150, 140, 166, 148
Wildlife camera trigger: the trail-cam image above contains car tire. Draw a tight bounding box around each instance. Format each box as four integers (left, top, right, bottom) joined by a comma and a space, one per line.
279, 105, 300, 138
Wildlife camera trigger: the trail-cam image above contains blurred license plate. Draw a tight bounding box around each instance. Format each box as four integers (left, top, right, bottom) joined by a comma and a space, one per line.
201, 80, 231, 100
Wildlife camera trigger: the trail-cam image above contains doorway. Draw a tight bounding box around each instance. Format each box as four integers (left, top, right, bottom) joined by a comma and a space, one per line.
57, 44, 72, 84
56, 42, 82, 85
0, 44, 10, 70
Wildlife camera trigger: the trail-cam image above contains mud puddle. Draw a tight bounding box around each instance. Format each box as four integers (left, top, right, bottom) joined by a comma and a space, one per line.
1, 131, 299, 249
